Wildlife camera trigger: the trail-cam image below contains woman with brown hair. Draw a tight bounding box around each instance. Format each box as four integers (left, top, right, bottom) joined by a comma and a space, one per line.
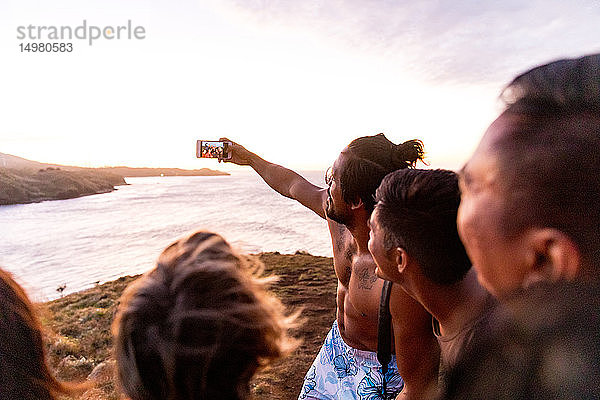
0, 268, 74, 399
112, 230, 298, 400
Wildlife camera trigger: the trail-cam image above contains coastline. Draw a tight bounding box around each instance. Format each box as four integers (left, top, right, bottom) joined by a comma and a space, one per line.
97, 166, 230, 177
43, 252, 337, 400
0, 157, 230, 205
0, 152, 230, 206
0, 168, 127, 206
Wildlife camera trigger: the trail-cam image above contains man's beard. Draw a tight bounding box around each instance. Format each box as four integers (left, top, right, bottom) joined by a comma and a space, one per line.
326, 195, 351, 226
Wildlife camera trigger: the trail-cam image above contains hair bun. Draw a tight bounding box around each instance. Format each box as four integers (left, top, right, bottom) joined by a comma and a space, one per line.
392, 140, 425, 169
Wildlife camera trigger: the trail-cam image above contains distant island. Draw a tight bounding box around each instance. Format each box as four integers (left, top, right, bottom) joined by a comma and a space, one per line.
0, 152, 229, 206
97, 166, 229, 177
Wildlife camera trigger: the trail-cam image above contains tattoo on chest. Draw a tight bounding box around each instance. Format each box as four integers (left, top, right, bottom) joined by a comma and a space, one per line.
334, 223, 354, 265
335, 224, 346, 250
344, 248, 353, 262
357, 267, 378, 290
335, 234, 344, 250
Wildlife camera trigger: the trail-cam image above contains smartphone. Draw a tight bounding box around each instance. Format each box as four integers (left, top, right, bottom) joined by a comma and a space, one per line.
196, 140, 232, 160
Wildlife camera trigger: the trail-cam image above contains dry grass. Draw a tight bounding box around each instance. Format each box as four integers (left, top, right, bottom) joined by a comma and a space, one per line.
43, 252, 337, 400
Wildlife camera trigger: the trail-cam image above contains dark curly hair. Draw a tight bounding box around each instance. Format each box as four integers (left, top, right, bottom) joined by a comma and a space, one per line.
339, 133, 425, 213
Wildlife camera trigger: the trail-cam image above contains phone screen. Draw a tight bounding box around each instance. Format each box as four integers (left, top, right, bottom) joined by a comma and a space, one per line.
196, 140, 230, 159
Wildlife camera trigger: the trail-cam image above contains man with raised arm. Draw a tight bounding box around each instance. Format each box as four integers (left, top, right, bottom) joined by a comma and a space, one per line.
223, 134, 439, 400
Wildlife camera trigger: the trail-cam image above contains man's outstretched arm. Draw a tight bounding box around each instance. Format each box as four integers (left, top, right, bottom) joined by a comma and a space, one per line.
221, 138, 328, 219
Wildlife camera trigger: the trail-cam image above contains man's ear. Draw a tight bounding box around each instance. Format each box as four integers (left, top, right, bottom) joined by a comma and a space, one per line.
394, 247, 410, 274
522, 228, 581, 288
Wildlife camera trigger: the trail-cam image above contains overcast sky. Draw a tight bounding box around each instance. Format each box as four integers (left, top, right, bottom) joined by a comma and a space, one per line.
1, 0, 598, 171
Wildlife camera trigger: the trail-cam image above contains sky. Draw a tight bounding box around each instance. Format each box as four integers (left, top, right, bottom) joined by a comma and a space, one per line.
0, 0, 598, 172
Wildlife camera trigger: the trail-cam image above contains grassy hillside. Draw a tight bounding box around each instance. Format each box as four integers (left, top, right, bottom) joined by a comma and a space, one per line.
0, 168, 126, 205
43, 252, 337, 400
0, 152, 229, 205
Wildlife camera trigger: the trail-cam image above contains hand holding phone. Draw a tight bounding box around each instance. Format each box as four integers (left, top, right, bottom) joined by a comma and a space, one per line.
196, 140, 232, 160
217, 137, 255, 166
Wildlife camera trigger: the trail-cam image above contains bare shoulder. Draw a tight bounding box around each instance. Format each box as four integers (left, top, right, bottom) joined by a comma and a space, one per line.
389, 284, 431, 330
389, 283, 439, 395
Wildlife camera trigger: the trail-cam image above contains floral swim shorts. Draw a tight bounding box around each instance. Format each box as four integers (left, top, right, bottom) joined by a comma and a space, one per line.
298, 320, 404, 400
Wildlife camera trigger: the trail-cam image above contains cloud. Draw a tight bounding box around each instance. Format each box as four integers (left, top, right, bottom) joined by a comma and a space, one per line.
217, 0, 600, 85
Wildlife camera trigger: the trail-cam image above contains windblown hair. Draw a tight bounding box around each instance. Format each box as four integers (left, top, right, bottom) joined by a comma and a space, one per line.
0, 268, 73, 400
493, 53, 600, 266
340, 133, 425, 213
113, 231, 298, 400
375, 169, 471, 285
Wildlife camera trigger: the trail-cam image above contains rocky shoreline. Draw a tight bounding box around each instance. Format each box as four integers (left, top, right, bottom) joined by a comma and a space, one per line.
0, 167, 127, 206
0, 152, 230, 206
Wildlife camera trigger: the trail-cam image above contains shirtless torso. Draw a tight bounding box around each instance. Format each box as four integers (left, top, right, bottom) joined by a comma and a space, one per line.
224, 139, 439, 399
330, 220, 382, 350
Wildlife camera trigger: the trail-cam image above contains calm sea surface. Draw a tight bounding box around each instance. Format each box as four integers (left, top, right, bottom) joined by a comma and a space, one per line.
0, 171, 331, 301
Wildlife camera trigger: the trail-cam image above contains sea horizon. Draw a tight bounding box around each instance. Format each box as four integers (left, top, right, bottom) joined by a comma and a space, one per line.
0, 172, 331, 301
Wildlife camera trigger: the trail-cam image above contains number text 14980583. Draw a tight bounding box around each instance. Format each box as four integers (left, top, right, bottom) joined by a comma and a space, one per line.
19, 43, 73, 52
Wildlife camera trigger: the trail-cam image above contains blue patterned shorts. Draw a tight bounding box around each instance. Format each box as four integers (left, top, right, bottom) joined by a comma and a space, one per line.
298, 320, 404, 400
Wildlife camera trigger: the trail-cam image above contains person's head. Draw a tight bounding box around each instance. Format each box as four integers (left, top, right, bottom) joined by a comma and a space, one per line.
442, 281, 600, 400
368, 169, 471, 290
457, 53, 600, 298
325, 133, 425, 226
0, 268, 72, 400
113, 231, 297, 400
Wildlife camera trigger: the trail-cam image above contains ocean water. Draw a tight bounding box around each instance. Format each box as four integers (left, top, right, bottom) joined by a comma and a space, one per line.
0, 171, 331, 301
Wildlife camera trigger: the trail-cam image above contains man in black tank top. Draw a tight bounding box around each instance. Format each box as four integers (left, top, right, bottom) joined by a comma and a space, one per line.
368, 168, 496, 393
